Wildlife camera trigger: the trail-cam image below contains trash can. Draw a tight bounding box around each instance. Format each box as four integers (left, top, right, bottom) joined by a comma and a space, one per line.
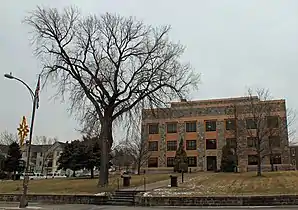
170, 175, 178, 187
122, 175, 131, 187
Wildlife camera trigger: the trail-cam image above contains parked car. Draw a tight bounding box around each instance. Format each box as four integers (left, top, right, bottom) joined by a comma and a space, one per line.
20, 172, 45, 180
46, 172, 67, 179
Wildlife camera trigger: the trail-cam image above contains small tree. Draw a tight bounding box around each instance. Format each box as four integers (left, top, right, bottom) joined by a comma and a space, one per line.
81, 136, 101, 179
57, 140, 84, 177
220, 143, 236, 172
174, 136, 188, 172
4, 142, 22, 180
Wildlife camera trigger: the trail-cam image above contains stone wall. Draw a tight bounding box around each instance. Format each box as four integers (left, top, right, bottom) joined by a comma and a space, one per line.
0, 194, 108, 204
135, 194, 298, 206
158, 123, 166, 167
197, 121, 205, 171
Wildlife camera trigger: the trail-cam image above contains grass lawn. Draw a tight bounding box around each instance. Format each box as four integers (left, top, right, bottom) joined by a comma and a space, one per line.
145, 171, 298, 197
0, 173, 170, 194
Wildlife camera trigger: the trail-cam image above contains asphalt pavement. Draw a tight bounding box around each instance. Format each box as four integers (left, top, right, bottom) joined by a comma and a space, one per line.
1, 204, 298, 210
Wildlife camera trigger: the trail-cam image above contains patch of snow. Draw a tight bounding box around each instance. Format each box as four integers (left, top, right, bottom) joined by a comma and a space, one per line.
94, 192, 106, 196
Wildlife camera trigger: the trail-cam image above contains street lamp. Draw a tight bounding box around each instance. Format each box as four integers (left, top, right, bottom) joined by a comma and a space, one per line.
4, 73, 40, 208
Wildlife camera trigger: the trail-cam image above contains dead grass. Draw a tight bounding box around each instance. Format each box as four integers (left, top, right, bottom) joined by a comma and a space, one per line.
145, 171, 298, 197
0, 173, 169, 194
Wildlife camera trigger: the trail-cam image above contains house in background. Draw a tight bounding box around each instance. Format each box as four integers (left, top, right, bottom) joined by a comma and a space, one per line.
21, 141, 65, 174
0, 141, 65, 174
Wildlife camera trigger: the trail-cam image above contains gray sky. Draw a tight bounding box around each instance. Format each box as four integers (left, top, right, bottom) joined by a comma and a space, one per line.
0, 0, 297, 142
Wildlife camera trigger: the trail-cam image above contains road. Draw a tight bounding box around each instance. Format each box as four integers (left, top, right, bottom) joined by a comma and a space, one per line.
1, 204, 298, 210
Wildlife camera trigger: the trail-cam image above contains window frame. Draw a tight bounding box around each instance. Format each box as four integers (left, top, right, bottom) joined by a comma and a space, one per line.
167, 122, 178, 133
269, 136, 281, 148
267, 116, 279, 128
148, 141, 158, 151
186, 140, 197, 150
187, 156, 197, 167
206, 139, 217, 150
205, 120, 217, 132
247, 137, 257, 148
166, 157, 175, 167
225, 119, 236, 130
246, 118, 257, 129
167, 140, 177, 151
226, 138, 237, 148
148, 123, 159, 134
270, 153, 282, 164
185, 121, 197, 132
248, 155, 258, 165
148, 157, 158, 167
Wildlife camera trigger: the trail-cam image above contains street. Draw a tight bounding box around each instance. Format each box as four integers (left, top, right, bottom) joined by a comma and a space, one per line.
0, 204, 298, 210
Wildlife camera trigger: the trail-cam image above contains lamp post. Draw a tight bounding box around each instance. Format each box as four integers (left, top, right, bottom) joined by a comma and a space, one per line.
4, 73, 39, 208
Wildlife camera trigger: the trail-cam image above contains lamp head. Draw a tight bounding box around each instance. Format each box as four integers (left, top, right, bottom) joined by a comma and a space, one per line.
4, 73, 14, 79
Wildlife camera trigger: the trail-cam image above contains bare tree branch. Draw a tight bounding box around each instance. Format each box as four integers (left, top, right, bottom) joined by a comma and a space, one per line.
0, 131, 18, 145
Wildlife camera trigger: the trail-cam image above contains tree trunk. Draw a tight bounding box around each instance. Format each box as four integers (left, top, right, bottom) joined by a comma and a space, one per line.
137, 161, 141, 175
270, 154, 274, 172
257, 153, 262, 176
90, 168, 94, 179
98, 116, 113, 187
72, 170, 76, 177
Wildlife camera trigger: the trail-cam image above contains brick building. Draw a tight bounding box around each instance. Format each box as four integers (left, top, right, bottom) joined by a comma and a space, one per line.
142, 96, 291, 172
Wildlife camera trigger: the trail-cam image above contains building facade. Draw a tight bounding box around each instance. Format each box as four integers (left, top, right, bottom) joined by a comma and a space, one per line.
142, 97, 291, 172
21, 141, 65, 174
289, 144, 298, 169
0, 141, 65, 174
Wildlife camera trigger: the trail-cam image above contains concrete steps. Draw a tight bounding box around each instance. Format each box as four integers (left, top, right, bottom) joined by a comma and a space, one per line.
106, 190, 143, 206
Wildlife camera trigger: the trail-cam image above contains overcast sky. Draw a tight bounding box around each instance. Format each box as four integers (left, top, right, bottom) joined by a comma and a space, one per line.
0, 0, 297, 143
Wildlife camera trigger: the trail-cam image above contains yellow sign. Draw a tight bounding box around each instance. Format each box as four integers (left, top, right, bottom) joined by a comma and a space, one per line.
17, 116, 29, 146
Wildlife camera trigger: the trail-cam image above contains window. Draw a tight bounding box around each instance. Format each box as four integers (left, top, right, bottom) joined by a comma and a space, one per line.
269, 136, 281, 147
149, 124, 159, 134
248, 155, 258, 165
148, 141, 158, 151
205, 120, 216, 132
167, 157, 175, 167
186, 121, 197, 132
187, 156, 197, 167
270, 154, 281, 164
247, 137, 257, 148
167, 123, 177, 133
267, 116, 279, 128
167, 141, 177, 151
186, 140, 197, 150
225, 119, 236, 130
226, 138, 237, 148
206, 139, 217, 150
246, 119, 257, 129
148, 157, 158, 167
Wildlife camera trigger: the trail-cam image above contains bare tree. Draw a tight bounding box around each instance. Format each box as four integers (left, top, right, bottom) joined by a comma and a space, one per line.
232, 88, 290, 176
0, 131, 18, 145
124, 114, 150, 175
25, 6, 199, 186
33, 136, 56, 145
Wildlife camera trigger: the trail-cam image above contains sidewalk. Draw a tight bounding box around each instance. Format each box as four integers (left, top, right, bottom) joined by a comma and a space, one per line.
120, 172, 198, 191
